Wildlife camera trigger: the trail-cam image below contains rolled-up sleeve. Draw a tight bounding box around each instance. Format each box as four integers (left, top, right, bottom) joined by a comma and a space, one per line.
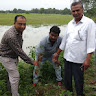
59, 28, 67, 50
87, 21, 95, 54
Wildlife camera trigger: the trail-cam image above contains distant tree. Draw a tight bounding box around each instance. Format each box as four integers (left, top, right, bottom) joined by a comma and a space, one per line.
26, 11, 29, 14
81, 0, 96, 10
13, 8, 18, 13
39, 8, 45, 14
62, 8, 71, 15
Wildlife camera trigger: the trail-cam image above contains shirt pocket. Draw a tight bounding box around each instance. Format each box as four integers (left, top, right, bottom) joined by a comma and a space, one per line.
75, 28, 87, 41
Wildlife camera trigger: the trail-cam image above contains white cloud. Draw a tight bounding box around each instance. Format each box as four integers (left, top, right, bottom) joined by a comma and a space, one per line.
0, 0, 72, 10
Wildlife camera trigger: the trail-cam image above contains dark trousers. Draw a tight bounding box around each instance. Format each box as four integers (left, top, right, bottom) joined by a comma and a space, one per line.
64, 59, 85, 96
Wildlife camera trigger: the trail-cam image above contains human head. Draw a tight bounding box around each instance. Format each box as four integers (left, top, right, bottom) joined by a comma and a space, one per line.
49, 26, 60, 43
14, 15, 26, 33
71, 1, 83, 22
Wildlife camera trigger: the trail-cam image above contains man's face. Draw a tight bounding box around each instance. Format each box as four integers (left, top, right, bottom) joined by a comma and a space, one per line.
71, 4, 83, 21
14, 17, 26, 33
49, 32, 59, 42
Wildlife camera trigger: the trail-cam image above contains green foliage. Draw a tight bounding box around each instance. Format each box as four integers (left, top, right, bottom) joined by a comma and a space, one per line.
60, 90, 73, 96
85, 8, 96, 17
27, 46, 36, 59
0, 63, 11, 96
0, 49, 95, 96
0, 13, 73, 26
0, 8, 72, 15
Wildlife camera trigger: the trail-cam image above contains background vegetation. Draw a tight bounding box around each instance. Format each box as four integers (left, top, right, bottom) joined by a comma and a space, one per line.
0, 48, 96, 96
0, 13, 73, 26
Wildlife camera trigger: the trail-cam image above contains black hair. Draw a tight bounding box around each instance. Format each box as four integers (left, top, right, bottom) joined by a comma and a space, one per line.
50, 26, 60, 35
14, 15, 26, 22
71, 1, 83, 9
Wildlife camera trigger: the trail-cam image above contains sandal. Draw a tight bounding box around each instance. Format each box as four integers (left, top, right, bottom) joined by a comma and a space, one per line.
90, 80, 96, 84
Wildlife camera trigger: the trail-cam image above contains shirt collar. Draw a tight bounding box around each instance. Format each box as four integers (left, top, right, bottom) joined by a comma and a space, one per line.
13, 26, 23, 36
13, 26, 19, 35
72, 15, 85, 24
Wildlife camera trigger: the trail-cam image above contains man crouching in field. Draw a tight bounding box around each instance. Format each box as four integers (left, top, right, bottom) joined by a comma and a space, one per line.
33, 26, 62, 87
0, 15, 39, 96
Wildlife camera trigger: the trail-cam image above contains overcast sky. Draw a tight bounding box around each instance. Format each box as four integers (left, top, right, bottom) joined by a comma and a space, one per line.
0, 0, 73, 11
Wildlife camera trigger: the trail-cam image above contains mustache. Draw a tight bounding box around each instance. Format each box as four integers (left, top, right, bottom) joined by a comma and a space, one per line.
50, 38, 56, 41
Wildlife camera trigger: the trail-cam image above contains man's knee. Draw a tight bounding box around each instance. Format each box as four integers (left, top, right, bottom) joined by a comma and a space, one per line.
9, 70, 20, 84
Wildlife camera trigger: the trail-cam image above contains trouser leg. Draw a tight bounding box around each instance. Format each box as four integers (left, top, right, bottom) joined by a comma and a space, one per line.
48, 55, 62, 81
6, 72, 11, 93
52, 62, 62, 81
0, 57, 19, 96
33, 65, 40, 84
94, 50, 96, 72
72, 63, 84, 96
64, 60, 73, 92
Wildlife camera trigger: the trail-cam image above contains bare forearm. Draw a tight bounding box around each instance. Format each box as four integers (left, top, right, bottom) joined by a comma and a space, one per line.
84, 52, 93, 70
56, 48, 62, 55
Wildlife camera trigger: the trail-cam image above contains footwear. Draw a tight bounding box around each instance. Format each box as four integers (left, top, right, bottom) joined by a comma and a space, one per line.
33, 84, 36, 87
58, 81, 62, 86
90, 80, 96, 84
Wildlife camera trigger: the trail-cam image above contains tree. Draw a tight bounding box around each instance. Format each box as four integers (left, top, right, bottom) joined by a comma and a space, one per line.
39, 8, 45, 14
62, 8, 71, 15
13, 8, 18, 13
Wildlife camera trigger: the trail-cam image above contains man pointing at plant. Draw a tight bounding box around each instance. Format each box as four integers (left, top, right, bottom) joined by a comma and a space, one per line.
0, 15, 39, 96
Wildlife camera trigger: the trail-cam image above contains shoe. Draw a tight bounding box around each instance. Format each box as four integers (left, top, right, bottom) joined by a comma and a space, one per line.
90, 80, 96, 84
58, 81, 62, 86
33, 84, 36, 87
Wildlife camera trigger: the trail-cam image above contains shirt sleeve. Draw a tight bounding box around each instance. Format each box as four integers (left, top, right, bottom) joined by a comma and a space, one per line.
87, 20, 95, 54
59, 27, 67, 50
35, 41, 45, 61
8, 37, 34, 65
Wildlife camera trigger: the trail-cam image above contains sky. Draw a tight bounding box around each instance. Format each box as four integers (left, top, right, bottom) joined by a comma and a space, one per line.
0, 0, 73, 11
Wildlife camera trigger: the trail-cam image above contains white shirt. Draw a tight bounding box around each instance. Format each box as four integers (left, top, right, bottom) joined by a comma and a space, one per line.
60, 15, 95, 63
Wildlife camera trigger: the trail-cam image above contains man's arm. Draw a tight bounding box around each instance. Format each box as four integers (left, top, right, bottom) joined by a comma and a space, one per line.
83, 53, 93, 70
8, 37, 39, 66
84, 20, 95, 70
33, 54, 43, 66
53, 48, 62, 64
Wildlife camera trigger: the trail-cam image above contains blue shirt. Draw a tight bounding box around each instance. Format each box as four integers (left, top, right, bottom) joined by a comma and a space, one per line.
35, 36, 62, 60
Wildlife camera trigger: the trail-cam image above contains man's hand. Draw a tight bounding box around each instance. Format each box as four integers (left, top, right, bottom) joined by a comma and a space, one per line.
53, 53, 59, 64
17, 58, 19, 63
83, 58, 90, 70
33, 61, 39, 67
83, 53, 92, 70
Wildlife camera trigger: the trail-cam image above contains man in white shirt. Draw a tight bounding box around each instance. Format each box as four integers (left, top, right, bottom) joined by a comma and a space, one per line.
53, 1, 95, 96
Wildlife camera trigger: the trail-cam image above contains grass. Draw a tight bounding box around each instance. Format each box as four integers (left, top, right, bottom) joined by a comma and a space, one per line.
0, 13, 95, 26
0, 13, 72, 26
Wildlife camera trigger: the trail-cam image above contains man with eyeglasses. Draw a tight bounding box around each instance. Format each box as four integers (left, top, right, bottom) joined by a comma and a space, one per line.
53, 1, 95, 96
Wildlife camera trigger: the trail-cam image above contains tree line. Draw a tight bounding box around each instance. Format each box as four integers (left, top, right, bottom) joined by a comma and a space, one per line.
0, 8, 72, 15
0, 7, 96, 17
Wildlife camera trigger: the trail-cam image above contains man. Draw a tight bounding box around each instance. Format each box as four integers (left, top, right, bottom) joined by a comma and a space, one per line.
53, 1, 95, 96
0, 15, 38, 96
33, 26, 62, 87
